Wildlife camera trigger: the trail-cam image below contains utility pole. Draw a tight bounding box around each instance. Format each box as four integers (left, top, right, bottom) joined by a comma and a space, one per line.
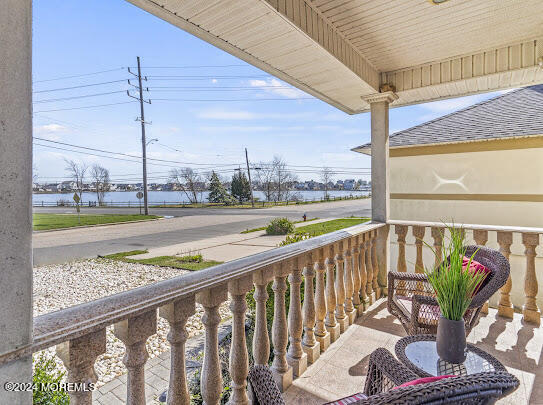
245, 148, 255, 208
127, 57, 152, 215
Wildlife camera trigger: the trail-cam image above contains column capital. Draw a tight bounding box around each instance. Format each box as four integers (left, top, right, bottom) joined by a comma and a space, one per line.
361, 91, 398, 104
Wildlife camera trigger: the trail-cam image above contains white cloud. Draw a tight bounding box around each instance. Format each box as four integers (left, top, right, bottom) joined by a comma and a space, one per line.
34, 123, 67, 140
421, 94, 488, 114
249, 78, 307, 99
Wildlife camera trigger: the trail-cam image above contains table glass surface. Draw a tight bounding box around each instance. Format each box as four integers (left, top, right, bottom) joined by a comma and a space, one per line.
404, 340, 497, 376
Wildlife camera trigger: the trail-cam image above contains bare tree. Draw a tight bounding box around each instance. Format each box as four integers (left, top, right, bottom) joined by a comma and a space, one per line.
169, 168, 204, 204
64, 159, 87, 202
271, 156, 297, 202
90, 164, 110, 206
320, 166, 333, 200
255, 160, 277, 202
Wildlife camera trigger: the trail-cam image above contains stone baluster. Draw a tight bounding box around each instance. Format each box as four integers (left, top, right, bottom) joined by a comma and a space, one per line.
334, 241, 348, 332
358, 234, 368, 312
497, 231, 514, 319
473, 229, 489, 313
113, 310, 157, 405
196, 286, 228, 405
351, 236, 362, 316
271, 263, 293, 391
252, 267, 273, 366
396, 225, 408, 273
314, 247, 330, 351
159, 296, 196, 405
302, 251, 321, 362
344, 239, 356, 324
365, 235, 375, 304
228, 276, 253, 405
522, 233, 540, 325
371, 231, 380, 299
413, 226, 426, 293
325, 244, 340, 342
57, 329, 106, 405
413, 226, 426, 274
287, 258, 307, 377
395, 225, 408, 296
431, 227, 443, 269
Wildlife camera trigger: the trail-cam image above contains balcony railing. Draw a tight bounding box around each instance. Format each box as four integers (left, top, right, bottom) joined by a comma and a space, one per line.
388, 220, 543, 325
1, 220, 541, 404
1, 221, 386, 404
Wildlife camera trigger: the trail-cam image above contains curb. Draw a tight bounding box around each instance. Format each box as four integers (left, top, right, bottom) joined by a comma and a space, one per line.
33, 217, 164, 233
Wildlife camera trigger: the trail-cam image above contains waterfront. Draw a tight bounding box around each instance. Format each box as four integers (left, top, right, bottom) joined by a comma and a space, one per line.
33, 190, 369, 205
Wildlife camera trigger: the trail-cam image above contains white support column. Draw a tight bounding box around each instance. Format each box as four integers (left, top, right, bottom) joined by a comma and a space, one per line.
362, 91, 397, 299
0, 2, 33, 403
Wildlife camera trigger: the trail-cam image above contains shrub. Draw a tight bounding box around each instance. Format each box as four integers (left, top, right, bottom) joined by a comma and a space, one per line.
279, 232, 311, 246
265, 217, 294, 235
33, 353, 70, 405
178, 254, 203, 263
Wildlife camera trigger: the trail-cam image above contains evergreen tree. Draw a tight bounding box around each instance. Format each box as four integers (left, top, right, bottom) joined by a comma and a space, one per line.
207, 171, 231, 204
231, 170, 251, 203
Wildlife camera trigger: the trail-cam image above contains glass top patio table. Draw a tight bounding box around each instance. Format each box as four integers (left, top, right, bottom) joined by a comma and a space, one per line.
395, 334, 507, 378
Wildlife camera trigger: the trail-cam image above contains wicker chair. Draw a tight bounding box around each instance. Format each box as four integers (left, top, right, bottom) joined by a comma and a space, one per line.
388, 245, 510, 335
247, 349, 519, 405
361, 348, 519, 404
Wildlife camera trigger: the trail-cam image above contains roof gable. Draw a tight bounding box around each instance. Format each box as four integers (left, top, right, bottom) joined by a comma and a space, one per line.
353, 84, 543, 153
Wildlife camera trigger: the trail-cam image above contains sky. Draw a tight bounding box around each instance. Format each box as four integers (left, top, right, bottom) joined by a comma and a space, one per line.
32, 0, 505, 185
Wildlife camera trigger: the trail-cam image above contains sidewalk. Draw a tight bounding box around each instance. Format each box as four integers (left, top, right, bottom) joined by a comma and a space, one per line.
127, 218, 334, 262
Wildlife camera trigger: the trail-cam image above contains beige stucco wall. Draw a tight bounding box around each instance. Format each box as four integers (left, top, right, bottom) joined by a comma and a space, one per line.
390, 147, 543, 227
388, 146, 543, 312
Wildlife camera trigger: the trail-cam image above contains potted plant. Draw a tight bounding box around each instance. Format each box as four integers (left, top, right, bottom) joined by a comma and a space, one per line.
425, 225, 487, 363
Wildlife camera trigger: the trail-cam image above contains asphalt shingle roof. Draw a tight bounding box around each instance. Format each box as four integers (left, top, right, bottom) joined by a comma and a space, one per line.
353, 84, 543, 152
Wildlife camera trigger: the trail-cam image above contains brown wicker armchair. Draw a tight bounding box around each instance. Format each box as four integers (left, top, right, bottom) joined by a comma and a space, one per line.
361, 348, 519, 404
388, 245, 510, 335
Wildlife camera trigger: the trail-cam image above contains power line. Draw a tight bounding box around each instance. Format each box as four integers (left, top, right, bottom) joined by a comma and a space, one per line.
146, 75, 269, 79
33, 101, 137, 113
153, 98, 314, 102
129, 64, 249, 69
33, 79, 129, 93
33, 101, 136, 114
148, 86, 292, 89
34, 90, 127, 104
33, 137, 242, 167
34, 68, 124, 83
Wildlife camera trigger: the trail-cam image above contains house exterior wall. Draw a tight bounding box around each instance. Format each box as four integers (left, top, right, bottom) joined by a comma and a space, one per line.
388, 145, 543, 312
390, 146, 543, 228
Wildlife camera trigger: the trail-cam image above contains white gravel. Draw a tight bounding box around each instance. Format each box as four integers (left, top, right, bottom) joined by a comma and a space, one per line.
33, 259, 231, 386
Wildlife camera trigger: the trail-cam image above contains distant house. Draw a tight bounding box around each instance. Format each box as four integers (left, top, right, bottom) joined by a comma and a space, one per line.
344, 179, 356, 190
353, 85, 543, 227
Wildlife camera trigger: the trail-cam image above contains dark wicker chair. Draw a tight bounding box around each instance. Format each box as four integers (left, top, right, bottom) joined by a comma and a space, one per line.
362, 348, 519, 404
247, 349, 520, 404
388, 245, 510, 335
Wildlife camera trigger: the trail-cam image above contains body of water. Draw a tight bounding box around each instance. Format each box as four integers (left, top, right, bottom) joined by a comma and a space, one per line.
33, 190, 369, 205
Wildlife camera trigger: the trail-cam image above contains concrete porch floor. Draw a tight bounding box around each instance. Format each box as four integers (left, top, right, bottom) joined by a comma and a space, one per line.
283, 300, 543, 404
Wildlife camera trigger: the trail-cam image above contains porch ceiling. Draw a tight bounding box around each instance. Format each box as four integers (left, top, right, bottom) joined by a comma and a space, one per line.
127, 0, 543, 114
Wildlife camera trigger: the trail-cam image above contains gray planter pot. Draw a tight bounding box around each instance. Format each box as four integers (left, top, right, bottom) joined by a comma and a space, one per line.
436, 316, 467, 364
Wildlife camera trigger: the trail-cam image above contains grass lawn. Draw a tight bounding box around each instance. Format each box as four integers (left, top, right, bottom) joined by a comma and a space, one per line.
241, 217, 319, 234
33, 213, 161, 231
103, 250, 222, 271
294, 217, 370, 237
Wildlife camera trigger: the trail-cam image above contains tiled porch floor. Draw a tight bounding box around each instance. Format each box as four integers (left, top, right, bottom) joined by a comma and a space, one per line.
284, 299, 543, 404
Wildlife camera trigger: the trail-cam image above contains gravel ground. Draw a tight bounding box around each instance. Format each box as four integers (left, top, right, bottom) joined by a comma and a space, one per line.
33, 259, 231, 386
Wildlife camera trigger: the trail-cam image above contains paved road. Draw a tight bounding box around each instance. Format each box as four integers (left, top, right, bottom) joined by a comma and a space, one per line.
33, 199, 371, 266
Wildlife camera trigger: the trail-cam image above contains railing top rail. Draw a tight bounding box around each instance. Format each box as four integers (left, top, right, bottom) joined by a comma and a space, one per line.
387, 220, 543, 235
0, 221, 384, 365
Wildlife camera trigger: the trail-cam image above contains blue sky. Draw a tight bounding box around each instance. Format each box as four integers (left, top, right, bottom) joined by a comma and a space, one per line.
33, 0, 503, 184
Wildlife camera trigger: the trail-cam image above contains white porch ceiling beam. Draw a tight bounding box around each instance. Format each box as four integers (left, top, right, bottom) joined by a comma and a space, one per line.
383, 38, 543, 109
125, 0, 380, 114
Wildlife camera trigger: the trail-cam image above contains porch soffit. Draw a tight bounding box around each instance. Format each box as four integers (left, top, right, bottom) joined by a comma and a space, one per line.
127, 0, 543, 114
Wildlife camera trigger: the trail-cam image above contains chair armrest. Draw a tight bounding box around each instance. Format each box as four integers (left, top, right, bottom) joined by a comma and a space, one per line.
364, 348, 419, 396
358, 372, 519, 405
410, 294, 440, 325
